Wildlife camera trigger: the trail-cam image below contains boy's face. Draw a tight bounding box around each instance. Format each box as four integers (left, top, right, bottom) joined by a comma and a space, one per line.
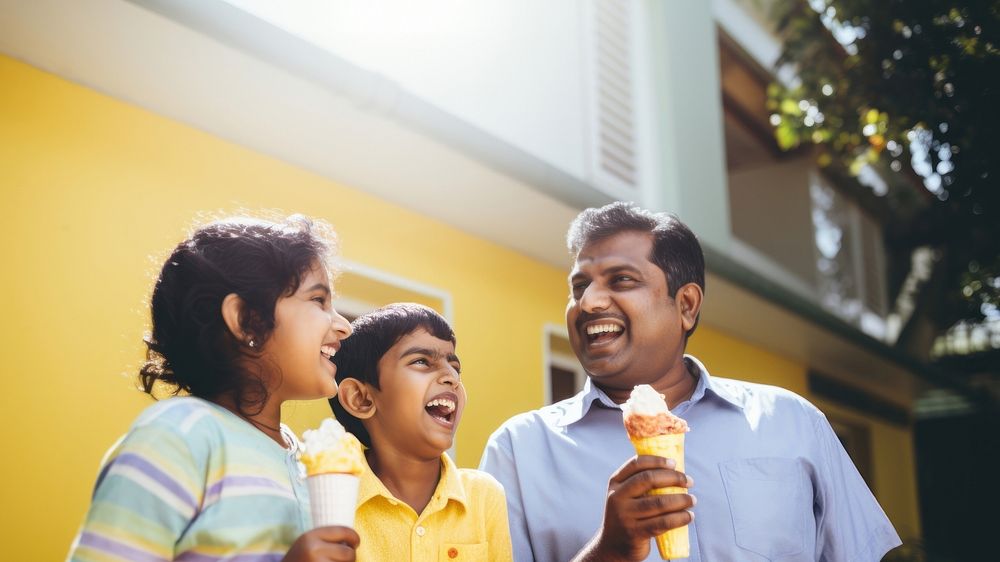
368, 328, 465, 459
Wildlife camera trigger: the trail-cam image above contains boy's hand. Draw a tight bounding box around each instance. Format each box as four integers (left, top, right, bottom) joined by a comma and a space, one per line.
283, 526, 360, 562
574, 455, 695, 562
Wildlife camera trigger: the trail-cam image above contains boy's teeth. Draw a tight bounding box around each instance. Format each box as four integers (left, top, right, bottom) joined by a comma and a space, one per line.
320, 345, 337, 358
425, 398, 456, 412
586, 324, 623, 335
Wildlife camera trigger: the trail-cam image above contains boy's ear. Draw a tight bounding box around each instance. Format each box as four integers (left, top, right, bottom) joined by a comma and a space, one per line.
221, 293, 250, 343
337, 378, 376, 419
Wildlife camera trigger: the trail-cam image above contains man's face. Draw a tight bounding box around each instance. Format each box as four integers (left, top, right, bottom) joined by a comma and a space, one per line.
566, 231, 688, 392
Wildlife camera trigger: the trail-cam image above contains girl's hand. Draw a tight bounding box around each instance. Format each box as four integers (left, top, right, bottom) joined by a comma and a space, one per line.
283, 526, 360, 562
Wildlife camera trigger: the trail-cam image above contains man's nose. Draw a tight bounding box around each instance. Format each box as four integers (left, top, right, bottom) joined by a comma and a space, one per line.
579, 283, 610, 312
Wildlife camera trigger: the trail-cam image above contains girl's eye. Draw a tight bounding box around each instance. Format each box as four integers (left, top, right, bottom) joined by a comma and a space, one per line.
312, 296, 326, 305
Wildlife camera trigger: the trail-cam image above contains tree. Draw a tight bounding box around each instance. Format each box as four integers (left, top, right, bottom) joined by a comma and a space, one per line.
766, 0, 1000, 354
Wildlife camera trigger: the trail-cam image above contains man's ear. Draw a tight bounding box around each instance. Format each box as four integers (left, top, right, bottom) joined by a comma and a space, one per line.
337, 378, 376, 420
221, 293, 251, 343
675, 283, 704, 333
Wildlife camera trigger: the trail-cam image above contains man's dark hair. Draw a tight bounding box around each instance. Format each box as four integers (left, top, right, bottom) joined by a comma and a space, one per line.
566, 201, 705, 337
140, 215, 336, 417
330, 303, 456, 448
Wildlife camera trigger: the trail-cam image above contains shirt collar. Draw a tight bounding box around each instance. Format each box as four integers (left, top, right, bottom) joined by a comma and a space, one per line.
553, 354, 745, 427
358, 451, 467, 508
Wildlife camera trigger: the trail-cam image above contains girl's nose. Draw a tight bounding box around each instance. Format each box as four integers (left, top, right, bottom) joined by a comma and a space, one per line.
330, 308, 353, 339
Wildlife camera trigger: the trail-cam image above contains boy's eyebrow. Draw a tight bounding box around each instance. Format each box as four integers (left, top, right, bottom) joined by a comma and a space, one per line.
400, 346, 462, 365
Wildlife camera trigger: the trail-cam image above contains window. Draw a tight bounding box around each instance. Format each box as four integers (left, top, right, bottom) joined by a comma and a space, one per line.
828, 416, 875, 492
544, 326, 586, 404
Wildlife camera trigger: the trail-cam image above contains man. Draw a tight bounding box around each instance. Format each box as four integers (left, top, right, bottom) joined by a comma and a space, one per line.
480, 202, 901, 561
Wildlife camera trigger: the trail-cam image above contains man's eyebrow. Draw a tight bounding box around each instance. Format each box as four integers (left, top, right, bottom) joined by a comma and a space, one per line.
603, 264, 642, 275
447, 353, 461, 366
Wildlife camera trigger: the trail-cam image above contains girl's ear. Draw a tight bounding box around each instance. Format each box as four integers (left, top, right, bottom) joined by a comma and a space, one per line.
337, 378, 376, 419
221, 293, 251, 344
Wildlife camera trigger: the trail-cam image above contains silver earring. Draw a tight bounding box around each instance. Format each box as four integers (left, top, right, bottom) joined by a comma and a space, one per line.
248, 339, 256, 348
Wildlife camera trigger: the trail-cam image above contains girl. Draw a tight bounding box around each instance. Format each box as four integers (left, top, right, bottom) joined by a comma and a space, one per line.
69, 215, 358, 562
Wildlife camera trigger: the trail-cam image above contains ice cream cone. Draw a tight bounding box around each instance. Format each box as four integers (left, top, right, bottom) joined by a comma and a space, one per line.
630, 433, 688, 559
298, 418, 366, 530
307, 472, 361, 528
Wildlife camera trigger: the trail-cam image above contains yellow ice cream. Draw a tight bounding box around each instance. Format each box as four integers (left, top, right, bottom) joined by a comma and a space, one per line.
299, 418, 366, 476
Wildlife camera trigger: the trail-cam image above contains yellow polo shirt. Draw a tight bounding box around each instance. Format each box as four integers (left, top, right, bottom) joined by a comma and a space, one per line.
354, 452, 513, 562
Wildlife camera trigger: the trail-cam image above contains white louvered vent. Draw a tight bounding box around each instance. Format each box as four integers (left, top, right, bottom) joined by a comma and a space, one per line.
590, 0, 638, 191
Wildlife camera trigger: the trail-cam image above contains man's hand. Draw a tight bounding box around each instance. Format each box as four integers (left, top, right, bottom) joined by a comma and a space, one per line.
283, 526, 360, 562
574, 455, 695, 562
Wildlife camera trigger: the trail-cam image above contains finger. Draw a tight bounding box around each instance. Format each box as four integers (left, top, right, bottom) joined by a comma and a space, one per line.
312, 526, 361, 549
617, 467, 692, 497
635, 508, 696, 538
608, 455, 677, 485
315, 542, 357, 562
629, 492, 697, 519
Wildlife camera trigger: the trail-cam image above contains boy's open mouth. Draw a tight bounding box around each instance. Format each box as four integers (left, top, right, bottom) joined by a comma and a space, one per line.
425, 394, 458, 425
585, 322, 624, 345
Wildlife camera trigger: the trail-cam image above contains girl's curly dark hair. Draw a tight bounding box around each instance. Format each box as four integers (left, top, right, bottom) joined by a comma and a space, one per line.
140, 214, 337, 416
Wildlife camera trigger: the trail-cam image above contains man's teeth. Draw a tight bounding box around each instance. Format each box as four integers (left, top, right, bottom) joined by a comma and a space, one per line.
586, 324, 623, 336
320, 345, 337, 359
425, 398, 456, 413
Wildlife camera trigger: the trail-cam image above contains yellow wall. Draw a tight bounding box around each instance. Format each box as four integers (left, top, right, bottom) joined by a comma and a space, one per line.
0, 55, 920, 559
0, 56, 567, 560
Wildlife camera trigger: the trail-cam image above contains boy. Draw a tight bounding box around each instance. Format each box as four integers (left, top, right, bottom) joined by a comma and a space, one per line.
330, 303, 513, 561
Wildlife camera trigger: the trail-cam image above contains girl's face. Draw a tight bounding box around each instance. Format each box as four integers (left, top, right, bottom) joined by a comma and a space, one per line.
261, 262, 352, 402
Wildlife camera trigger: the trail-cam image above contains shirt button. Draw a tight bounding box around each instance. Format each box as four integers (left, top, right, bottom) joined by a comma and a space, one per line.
448, 547, 459, 558
415, 526, 426, 537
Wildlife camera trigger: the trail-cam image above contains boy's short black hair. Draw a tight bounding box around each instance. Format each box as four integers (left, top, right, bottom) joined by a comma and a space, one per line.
330, 303, 456, 447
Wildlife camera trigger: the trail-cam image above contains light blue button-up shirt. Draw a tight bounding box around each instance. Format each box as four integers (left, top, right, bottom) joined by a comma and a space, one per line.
479, 356, 901, 562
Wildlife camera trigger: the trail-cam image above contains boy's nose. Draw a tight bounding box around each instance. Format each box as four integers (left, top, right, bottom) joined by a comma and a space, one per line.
438, 367, 460, 386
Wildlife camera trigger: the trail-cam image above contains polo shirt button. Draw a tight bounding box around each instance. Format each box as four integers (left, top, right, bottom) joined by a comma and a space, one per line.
415, 526, 426, 537
448, 547, 459, 558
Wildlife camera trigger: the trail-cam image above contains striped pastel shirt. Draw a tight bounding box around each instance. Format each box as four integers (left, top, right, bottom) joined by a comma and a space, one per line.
68, 397, 311, 562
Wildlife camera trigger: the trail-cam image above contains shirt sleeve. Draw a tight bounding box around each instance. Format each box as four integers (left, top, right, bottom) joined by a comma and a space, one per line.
67, 421, 206, 562
479, 426, 533, 562
484, 478, 514, 562
811, 413, 902, 562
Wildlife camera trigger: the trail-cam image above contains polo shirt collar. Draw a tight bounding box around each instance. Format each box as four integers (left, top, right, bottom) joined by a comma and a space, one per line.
554, 354, 745, 427
357, 451, 467, 508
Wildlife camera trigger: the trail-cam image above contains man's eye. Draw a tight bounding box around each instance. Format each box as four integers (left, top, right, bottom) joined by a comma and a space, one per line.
613, 275, 635, 284
411, 358, 429, 366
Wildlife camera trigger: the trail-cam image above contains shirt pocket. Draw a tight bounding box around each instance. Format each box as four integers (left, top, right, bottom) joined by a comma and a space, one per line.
719, 457, 810, 560
439, 542, 487, 561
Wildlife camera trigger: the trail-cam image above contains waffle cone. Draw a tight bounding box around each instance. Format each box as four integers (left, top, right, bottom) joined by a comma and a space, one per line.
629, 433, 689, 559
